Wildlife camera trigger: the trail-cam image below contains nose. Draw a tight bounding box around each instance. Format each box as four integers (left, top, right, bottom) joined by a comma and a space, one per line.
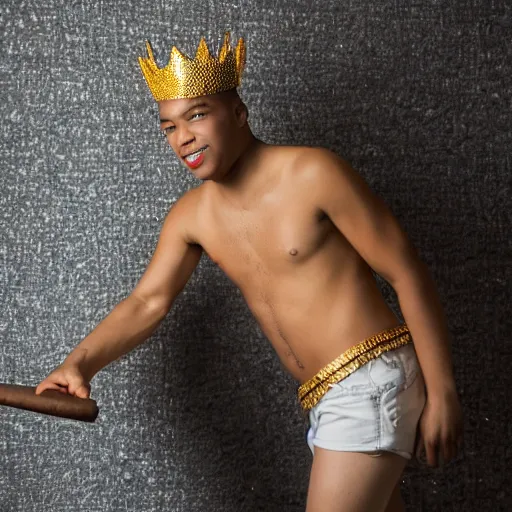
175, 125, 195, 152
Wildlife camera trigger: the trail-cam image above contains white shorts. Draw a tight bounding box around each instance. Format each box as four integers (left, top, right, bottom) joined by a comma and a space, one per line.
306, 343, 426, 459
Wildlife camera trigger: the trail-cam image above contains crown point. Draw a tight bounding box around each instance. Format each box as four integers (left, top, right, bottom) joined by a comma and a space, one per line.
171, 45, 188, 61
144, 40, 155, 62
218, 32, 232, 62
195, 37, 212, 61
235, 37, 246, 78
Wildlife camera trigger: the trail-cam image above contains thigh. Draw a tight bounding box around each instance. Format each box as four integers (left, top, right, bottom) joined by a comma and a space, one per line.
306, 447, 407, 512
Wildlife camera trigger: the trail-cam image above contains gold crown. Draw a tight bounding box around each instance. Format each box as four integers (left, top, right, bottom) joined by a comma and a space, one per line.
138, 32, 246, 101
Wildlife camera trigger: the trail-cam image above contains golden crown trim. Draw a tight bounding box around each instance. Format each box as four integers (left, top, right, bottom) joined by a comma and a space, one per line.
138, 32, 246, 101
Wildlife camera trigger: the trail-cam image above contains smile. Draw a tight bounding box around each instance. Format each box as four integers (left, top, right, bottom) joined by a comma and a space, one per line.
184, 146, 208, 168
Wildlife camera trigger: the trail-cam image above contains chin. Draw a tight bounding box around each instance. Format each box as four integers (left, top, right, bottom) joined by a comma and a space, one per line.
190, 163, 217, 180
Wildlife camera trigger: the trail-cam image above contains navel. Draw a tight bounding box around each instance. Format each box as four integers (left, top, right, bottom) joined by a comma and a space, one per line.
289, 248, 298, 256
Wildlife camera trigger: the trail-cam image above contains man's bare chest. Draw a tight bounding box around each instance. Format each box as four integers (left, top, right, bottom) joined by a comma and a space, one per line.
197, 188, 335, 286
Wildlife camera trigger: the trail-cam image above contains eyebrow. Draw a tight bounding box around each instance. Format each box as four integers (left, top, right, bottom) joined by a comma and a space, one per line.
159, 102, 209, 123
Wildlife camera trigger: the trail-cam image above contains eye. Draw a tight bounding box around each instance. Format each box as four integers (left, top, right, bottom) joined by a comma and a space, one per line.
190, 112, 205, 120
162, 126, 175, 135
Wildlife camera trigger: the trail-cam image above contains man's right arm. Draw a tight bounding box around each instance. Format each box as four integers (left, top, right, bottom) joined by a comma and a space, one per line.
35, 189, 203, 397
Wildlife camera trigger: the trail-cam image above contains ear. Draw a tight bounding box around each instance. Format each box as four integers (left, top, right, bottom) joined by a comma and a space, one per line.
234, 99, 248, 127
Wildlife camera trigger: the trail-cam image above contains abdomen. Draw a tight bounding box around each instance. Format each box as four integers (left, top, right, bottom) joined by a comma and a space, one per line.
244, 233, 400, 382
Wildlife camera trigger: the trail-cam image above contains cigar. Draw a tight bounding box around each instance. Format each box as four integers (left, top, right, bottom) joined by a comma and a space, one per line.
0, 383, 98, 422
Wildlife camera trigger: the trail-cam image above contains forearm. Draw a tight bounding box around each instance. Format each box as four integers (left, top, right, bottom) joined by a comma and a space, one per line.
64, 294, 168, 381
393, 261, 457, 397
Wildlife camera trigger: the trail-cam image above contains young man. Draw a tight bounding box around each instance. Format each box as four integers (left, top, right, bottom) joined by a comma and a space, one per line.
36, 33, 463, 511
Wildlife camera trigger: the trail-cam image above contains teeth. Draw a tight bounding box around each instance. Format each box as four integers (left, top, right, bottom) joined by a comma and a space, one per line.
185, 147, 206, 162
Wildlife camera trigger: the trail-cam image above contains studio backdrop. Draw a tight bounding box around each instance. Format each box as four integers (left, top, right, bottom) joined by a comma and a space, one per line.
1, 1, 510, 511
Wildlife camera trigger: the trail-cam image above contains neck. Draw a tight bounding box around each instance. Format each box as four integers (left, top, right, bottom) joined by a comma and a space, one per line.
216, 131, 267, 191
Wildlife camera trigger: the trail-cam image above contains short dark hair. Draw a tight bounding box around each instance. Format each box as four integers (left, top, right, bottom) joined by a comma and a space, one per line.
218, 88, 248, 121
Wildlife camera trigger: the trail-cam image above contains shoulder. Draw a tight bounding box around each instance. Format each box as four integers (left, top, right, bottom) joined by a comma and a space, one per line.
166, 184, 205, 246
293, 146, 349, 171
265, 144, 351, 178
289, 146, 360, 190
285, 147, 379, 216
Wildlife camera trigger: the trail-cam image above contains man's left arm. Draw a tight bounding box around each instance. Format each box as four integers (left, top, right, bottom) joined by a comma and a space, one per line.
302, 148, 463, 466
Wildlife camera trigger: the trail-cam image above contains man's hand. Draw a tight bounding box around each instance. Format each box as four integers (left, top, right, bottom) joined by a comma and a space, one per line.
415, 389, 463, 467
35, 349, 91, 399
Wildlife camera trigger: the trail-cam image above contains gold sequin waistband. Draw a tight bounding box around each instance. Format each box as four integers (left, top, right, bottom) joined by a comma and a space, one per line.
298, 324, 412, 413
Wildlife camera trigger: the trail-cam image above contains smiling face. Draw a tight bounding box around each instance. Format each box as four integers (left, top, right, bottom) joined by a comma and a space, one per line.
158, 89, 249, 180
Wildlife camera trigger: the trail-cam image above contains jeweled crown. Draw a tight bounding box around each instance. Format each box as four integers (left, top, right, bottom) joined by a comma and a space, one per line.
138, 32, 246, 101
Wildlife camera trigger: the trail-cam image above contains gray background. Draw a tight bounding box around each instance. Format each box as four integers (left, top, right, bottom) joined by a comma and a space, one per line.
1, 0, 510, 510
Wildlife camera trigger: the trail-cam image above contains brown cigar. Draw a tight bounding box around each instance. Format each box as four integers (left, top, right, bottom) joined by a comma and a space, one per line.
0, 383, 99, 422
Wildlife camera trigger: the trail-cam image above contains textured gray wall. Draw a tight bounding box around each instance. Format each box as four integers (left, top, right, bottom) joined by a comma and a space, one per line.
1, 0, 510, 511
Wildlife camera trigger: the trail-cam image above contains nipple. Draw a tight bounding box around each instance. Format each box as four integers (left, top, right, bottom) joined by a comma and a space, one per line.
289, 248, 298, 256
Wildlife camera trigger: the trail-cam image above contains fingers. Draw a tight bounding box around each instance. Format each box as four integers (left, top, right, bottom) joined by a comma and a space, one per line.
442, 435, 457, 463
425, 439, 438, 467
35, 373, 70, 395
35, 367, 91, 399
35, 382, 66, 395
418, 434, 462, 468
447, 428, 464, 462
74, 384, 91, 399
415, 397, 464, 468
414, 432, 424, 460
66, 374, 90, 396
441, 417, 464, 464
36, 379, 90, 398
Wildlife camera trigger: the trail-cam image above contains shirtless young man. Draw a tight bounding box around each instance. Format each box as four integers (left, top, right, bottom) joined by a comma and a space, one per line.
36, 33, 463, 511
